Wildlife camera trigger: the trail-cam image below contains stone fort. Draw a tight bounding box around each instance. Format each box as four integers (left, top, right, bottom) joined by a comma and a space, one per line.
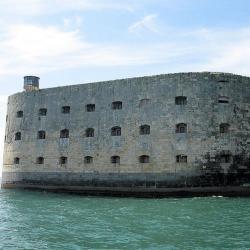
2, 72, 250, 196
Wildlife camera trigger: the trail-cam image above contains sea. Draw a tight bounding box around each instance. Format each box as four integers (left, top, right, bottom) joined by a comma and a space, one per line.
0, 189, 249, 250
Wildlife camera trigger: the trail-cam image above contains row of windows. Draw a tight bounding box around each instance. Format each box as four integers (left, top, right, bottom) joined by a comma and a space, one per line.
13, 155, 187, 165
13, 123, 230, 141
15, 95, 231, 119
13, 153, 232, 165
16, 102, 122, 118
14, 126, 146, 140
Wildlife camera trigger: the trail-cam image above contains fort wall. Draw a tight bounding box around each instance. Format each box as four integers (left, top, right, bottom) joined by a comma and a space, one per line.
2, 72, 250, 195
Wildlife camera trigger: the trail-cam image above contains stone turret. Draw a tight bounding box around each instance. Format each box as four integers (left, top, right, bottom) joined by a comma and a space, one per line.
23, 76, 40, 92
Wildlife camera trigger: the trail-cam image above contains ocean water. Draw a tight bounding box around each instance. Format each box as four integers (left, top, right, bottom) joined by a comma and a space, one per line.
0, 189, 249, 250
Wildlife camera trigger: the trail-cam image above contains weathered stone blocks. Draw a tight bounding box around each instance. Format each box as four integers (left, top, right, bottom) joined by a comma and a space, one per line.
2, 72, 250, 193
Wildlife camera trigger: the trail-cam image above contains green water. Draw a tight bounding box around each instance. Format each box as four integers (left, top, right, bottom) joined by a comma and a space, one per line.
0, 189, 249, 250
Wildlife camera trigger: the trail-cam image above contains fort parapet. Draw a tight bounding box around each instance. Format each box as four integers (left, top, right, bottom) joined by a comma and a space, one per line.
2, 72, 250, 197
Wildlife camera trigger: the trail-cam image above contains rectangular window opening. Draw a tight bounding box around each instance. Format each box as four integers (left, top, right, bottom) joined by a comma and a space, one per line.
86, 104, 95, 112
62, 106, 70, 114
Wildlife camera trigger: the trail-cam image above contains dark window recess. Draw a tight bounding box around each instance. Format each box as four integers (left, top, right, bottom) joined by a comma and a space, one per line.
139, 155, 149, 163
234, 155, 243, 164
60, 156, 67, 165
62, 106, 70, 114
220, 123, 230, 133
38, 130, 46, 139
220, 154, 231, 163
15, 132, 21, 141
111, 156, 120, 164
176, 123, 187, 133
14, 157, 20, 164
36, 157, 44, 164
6, 115, 8, 121
140, 125, 150, 135
84, 156, 93, 164
176, 155, 187, 163
16, 111, 23, 118
111, 126, 121, 136
112, 101, 122, 110
218, 96, 229, 103
85, 128, 94, 137
60, 129, 69, 138
218, 100, 229, 104
139, 98, 150, 107
175, 96, 187, 105
86, 104, 95, 112
39, 108, 47, 116
218, 80, 229, 83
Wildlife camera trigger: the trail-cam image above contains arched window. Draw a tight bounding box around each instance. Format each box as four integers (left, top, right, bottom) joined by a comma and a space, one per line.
220, 123, 230, 133
140, 125, 150, 135
111, 156, 120, 164
14, 157, 20, 164
176, 155, 187, 163
175, 96, 187, 105
176, 123, 187, 133
218, 96, 229, 104
85, 128, 94, 137
111, 126, 121, 136
112, 101, 122, 110
38, 130, 46, 139
60, 129, 69, 138
139, 98, 150, 107
16, 111, 23, 118
15, 132, 21, 141
36, 157, 44, 164
39, 108, 47, 116
86, 104, 95, 112
62, 106, 70, 114
139, 155, 149, 163
84, 156, 93, 164
59, 156, 67, 165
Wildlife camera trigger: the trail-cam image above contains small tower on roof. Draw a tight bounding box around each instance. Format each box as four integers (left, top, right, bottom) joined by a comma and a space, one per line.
24, 76, 40, 92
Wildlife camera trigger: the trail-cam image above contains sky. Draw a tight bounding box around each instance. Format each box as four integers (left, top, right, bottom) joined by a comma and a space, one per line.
1, 0, 250, 175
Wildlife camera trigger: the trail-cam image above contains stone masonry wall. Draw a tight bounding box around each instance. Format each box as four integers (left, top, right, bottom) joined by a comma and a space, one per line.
2, 72, 250, 188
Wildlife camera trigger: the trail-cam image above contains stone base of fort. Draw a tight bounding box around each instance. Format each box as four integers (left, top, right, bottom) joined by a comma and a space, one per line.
2, 171, 250, 197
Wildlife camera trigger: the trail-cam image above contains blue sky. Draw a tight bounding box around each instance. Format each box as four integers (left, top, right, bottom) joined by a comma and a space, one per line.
1, 0, 250, 173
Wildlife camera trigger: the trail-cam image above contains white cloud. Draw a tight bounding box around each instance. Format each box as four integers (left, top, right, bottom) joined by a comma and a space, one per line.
129, 14, 159, 34
185, 28, 250, 75
1, 23, 250, 77
0, 23, 188, 76
63, 16, 83, 29
0, 24, 91, 75
0, 0, 43, 16
2, 25, 88, 57
54, 0, 135, 12
0, 0, 135, 17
